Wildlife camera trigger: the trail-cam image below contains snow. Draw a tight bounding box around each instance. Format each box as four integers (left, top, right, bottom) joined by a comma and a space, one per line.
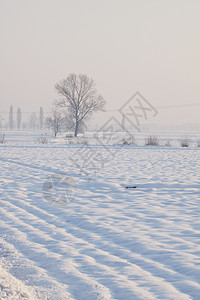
0, 131, 200, 299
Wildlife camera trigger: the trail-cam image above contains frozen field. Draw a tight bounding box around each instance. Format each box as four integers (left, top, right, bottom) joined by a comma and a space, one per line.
0, 131, 200, 299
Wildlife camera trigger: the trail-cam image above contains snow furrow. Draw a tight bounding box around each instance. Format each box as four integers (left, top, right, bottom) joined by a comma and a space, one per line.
1, 134, 200, 299
0, 197, 198, 299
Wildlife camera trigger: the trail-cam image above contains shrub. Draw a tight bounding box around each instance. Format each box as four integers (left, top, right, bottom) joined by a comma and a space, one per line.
180, 138, 190, 147
164, 139, 171, 147
66, 138, 73, 144
77, 137, 89, 145
38, 137, 48, 144
65, 137, 89, 144
65, 133, 73, 138
121, 135, 135, 145
145, 135, 159, 146
0, 134, 6, 144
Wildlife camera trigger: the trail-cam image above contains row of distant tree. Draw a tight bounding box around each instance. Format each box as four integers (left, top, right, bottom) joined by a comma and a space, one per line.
0, 73, 105, 136
0, 106, 44, 131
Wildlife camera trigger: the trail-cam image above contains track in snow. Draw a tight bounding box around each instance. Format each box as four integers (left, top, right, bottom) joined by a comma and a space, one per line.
0, 132, 200, 299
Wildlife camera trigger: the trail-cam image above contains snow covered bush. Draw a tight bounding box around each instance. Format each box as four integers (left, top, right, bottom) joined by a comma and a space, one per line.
164, 139, 171, 147
66, 138, 73, 144
121, 135, 135, 145
65, 136, 89, 145
0, 134, 6, 144
77, 137, 89, 145
180, 138, 190, 147
65, 133, 73, 138
38, 137, 48, 144
145, 135, 160, 146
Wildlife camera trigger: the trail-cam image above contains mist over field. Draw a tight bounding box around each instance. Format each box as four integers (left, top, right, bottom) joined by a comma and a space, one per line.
0, 0, 200, 129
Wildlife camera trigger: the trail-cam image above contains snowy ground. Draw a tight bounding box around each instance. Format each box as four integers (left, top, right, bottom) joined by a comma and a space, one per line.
0, 131, 200, 299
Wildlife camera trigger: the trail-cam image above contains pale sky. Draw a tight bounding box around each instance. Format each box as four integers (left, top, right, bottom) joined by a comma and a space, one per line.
1, 0, 200, 128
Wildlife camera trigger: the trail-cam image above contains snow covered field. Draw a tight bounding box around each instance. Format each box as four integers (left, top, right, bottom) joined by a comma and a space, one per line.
0, 131, 200, 299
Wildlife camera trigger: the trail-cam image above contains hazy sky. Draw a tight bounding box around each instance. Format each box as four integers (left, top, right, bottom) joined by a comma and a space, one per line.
1, 0, 200, 128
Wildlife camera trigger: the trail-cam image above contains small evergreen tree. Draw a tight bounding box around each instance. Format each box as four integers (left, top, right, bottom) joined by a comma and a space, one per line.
39, 107, 44, 130
17, 107, 22, 130
9, 105, 14, 130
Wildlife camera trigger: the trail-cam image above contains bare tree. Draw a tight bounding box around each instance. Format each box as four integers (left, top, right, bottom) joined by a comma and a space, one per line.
47, 107, 65, 137
17, 107, 22, 130
30, 112, 37, 130
9, 105, 14, 130
0, 115, 3, 128
22, 122, 27, 130
55, 73, 105, 137
39, 107, 44, 130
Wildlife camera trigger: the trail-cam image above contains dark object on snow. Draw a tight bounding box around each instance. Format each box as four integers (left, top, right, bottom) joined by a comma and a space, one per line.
125, 186, 137, 189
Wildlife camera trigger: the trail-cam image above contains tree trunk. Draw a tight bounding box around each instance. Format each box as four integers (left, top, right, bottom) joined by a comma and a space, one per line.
74, 120, 79, 137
